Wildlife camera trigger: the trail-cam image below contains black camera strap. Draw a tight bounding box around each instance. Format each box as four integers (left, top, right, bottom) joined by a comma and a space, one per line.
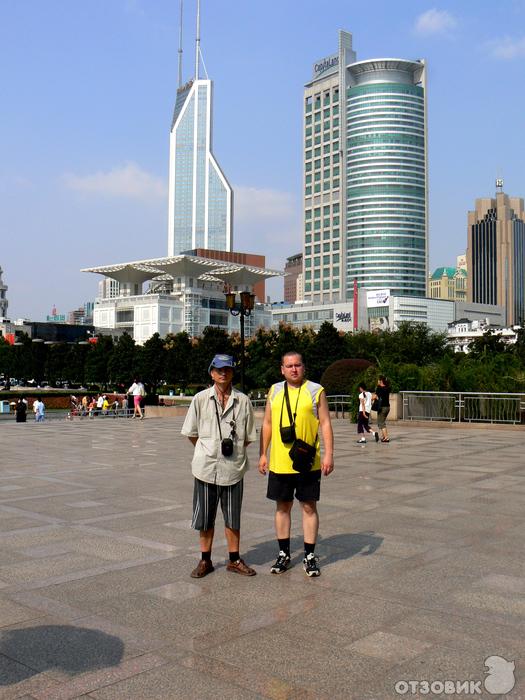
213, 394, 235, 441
279, 383, 302, 432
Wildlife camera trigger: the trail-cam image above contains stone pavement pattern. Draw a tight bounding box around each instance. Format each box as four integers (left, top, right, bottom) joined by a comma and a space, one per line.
0, 418, 524, 699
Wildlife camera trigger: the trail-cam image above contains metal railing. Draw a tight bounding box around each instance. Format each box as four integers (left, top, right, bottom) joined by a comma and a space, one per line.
401, 392, 525, 425
250, 395, 352, 418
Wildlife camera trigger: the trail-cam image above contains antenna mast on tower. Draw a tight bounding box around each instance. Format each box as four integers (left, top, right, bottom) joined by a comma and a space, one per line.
195, 0, 201, 80
177, 0, 183, 87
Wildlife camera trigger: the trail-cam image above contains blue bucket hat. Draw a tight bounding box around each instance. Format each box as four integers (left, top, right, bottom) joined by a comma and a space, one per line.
208, 354, 235, 374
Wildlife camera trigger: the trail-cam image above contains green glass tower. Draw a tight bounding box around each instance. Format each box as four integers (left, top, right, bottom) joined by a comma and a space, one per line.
303, 31, 428, 302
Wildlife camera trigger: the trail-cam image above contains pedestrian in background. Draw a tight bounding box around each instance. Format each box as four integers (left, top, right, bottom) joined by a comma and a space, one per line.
373, 375, 391, 443
127, 379, 145, 419
34, 397, 45, 422
15, 397, 27, 423
357, 382, 378, 444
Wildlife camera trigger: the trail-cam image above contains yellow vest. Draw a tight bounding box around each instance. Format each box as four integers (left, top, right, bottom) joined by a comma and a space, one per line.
269, 380, 324, 474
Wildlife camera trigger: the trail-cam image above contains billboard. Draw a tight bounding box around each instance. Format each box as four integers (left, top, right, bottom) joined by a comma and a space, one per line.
366, 289, 390, 308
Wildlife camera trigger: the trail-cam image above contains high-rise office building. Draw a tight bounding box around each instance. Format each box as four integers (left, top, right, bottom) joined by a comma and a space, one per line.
303, 31, 428, 302
284, 253, 303, 303
0, 267, 8, 318
467, 186, 525, 325
167, 3, 232, 256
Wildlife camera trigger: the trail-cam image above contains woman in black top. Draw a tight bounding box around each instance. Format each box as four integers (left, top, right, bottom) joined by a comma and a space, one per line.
15, 397, 27, 423
373, 376, 390, 443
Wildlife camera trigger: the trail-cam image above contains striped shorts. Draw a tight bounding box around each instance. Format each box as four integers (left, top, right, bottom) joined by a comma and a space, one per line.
191, 478, 244, 531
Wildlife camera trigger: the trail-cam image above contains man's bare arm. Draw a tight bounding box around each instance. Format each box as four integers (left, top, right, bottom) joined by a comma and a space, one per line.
258, 399, 273, 474
318, 391, 334, 476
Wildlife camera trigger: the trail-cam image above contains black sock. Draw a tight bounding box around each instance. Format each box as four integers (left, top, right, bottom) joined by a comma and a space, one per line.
278, 538, 290, 556
304, 542, 315, 557
201, 551, 211, 562
229, 551, 240, 563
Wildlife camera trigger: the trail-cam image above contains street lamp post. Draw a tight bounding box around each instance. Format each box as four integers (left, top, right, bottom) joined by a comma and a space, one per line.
225, 290, 255, 393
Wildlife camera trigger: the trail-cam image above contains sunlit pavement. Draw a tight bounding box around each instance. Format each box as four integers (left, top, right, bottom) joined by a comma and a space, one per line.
0, 417, 524, 699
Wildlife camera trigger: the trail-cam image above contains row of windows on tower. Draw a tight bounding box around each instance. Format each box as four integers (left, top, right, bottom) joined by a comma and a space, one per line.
305, 105, 339, 124
305, 89, 340, 110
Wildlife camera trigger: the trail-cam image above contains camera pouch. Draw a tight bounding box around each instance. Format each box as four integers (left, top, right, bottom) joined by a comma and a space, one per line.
221, 438, 234, 457
289, 438, 317, 473
279, 424, 296, 444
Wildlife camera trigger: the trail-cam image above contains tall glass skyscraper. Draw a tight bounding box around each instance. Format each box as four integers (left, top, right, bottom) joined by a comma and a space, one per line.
167, 78, 233, 256
303, 31, 428, 302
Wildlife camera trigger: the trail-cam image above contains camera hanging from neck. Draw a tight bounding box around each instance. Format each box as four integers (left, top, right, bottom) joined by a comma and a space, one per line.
213, 396, 236, 457
279, 383, 302, 444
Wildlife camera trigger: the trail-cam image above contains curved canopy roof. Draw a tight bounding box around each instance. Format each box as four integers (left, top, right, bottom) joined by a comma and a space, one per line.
82, 256, 283, 288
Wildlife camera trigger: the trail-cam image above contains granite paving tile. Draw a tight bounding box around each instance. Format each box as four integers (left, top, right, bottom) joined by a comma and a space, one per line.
0, 419, 524, 698
87, 659, 264, 700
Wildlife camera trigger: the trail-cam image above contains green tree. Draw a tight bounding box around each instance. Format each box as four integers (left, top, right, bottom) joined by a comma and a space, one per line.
108, 333, 136, 388
31, 340, 48, 385
10, 333, 32, 381
84, 335, 114, 389
165, 331, 192, 387
305, 321, 346, 382
45, 343, 68, 386
382, 322, 449, 366
135, 333, 166, 393
0, 337, 13, 379
64, 344, 90, 385
190, 326, 233, 384
468, 329, 508, 359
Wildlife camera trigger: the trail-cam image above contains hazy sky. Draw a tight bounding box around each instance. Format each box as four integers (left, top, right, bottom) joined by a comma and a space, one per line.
2, 0, 525, 320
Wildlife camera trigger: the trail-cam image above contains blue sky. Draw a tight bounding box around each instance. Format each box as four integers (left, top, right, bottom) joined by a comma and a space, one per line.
2, 0, 525, 319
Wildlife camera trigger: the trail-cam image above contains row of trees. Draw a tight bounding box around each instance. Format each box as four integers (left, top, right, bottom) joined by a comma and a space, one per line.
1, 322, 524, 394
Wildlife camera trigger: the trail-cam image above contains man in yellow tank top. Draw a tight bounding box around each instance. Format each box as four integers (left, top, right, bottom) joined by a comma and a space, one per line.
259, 351, 334, 577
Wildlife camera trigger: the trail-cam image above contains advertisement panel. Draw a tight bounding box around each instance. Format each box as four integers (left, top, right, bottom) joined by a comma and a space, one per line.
366, 289, 390, 308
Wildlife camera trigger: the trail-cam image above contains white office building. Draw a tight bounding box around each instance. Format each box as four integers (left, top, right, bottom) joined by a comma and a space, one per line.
83, 256, 278, 344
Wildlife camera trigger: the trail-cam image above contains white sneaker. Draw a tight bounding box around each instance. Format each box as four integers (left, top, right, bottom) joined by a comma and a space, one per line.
357, 438, 366, 443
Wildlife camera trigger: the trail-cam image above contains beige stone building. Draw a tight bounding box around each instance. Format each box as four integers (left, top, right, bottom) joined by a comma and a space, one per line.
428, 266, 467, 301
466, 190, 525, 325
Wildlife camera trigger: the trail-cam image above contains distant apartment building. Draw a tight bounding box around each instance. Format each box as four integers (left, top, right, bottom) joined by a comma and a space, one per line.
303, 30, 428, 303
429, 266, 467, 301
0, 267, 8, 318
467, 186, 525, 325
68, 301, 94, 325
284, 253, 303, 303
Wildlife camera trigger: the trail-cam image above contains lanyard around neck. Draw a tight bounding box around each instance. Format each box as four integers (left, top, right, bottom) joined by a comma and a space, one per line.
213, 393, 235, 441
280, 382, 302, 430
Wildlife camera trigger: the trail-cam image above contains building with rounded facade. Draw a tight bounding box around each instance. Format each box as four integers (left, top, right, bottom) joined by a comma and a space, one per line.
346, 58, 427, 296
303, 32, 428, 303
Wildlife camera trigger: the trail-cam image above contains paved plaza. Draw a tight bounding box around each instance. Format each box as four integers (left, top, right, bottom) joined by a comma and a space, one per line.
0, 416, 524, 699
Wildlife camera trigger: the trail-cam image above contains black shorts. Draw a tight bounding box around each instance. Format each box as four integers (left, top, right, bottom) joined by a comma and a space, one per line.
266, 470, 321, 503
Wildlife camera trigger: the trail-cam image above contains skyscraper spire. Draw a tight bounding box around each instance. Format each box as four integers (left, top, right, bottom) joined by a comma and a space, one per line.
177, 0, 183, 87
195, 0, 201, 80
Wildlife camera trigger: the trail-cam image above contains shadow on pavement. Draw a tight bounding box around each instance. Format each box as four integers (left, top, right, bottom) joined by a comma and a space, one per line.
0, 625, 124, 685
246, 531, 383, 566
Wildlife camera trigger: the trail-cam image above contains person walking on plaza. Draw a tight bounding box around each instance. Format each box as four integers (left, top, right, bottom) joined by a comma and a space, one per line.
127, 379, 145, 419
15, 397, 27, 423
373, 375, 391, 443
34, 397, 45, 422
181, 354, 257, 579
258, 351, 334, 577
357, 382, 379, 444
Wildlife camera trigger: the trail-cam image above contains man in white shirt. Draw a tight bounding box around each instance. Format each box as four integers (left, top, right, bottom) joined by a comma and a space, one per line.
181, 354, 257, 579
357, 383, 378, 444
